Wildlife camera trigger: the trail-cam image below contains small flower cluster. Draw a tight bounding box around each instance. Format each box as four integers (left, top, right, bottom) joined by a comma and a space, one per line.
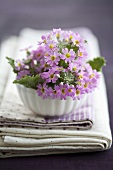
12, 29, 101, 100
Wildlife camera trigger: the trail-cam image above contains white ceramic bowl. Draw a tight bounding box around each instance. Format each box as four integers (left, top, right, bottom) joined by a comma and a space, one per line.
17, 85, 87, 117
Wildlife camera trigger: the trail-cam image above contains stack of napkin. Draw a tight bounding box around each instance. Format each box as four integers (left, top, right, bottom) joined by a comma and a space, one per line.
0, 28, 112, 158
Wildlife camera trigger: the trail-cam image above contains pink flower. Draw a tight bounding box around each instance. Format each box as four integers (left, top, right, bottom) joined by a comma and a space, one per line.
74, 86, 85, 100
77, 47, 88, 60
47, 85, 61, 99
61, 48, 76, 63
38, 33, 51, 45
37, 83, 48, 99
72, 33, 83, 47
40, 68, 59, 83
55, 84, 68, 100
44, 51, 60, 66
15, 59, 25, 71
53, 28, 62, 39
16, 70, 30, 80
40, 59, 50, 71
45, 40, 57, 51
33, 46, 45, 61
66, 85, 76, 98
69, 61, 82, 72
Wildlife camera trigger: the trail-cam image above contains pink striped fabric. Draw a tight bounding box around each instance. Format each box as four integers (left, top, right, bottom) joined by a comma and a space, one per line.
43, 93, 95, 130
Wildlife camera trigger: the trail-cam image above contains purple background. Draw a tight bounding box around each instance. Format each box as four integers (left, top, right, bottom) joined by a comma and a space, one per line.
0, 0, 113, 169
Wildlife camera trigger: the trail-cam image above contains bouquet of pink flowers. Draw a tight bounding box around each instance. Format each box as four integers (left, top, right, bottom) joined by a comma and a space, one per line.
7, 29, 106, 100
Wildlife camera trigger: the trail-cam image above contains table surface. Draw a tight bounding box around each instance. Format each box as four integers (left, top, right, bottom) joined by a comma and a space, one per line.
0, 0, 113, 169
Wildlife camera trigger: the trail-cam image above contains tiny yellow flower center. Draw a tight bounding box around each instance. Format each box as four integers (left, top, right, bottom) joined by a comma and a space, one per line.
73, 66, 77, 71
37, 53, 41, 57
66, 53, 71, 58
53, 90, 57, 94
50, 74, 54, 79
49, 44, 54, 49
51, 55, 56, 61
76, 89, 80, 95
61, 88, 65, 94
69, 35, 73, 40
18, 62, 21, 67
78, 82, 82, 86
68, 88, 72, 93
44, 63, 49, 68
41, 88, 45, 93
84, 83, 88, 88
56, 33, 60, 38
22, 75, 25, 78
78, 74, 83, 79
79, 52, 83, 56
89, 73, 95, 79
43, 40, 46, 43
75, 40, 79, 44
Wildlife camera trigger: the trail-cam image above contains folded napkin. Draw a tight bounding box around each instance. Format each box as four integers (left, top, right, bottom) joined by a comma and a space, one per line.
0, 28, 112, 158
0, 79, 94, 130
0, 36, 18, 103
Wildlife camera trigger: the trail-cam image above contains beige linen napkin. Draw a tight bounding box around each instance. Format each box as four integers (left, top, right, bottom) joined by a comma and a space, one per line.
0, 37, 18, 103
0, 28, 112, 158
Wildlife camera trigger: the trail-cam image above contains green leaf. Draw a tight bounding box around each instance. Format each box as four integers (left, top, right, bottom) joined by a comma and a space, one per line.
26, 50, 31, 56
24, 59, 31, 64
87, 57, 106, 72
59, 59, 68, 68
6, 57, 15, 69
13, 75, 44, 89
84, 40, 88, 43
59, 71, 75, 85
63, 44, 79, 53
6, 57, 19, 73
58, 42, 79, 53
71, 45, 79, 53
